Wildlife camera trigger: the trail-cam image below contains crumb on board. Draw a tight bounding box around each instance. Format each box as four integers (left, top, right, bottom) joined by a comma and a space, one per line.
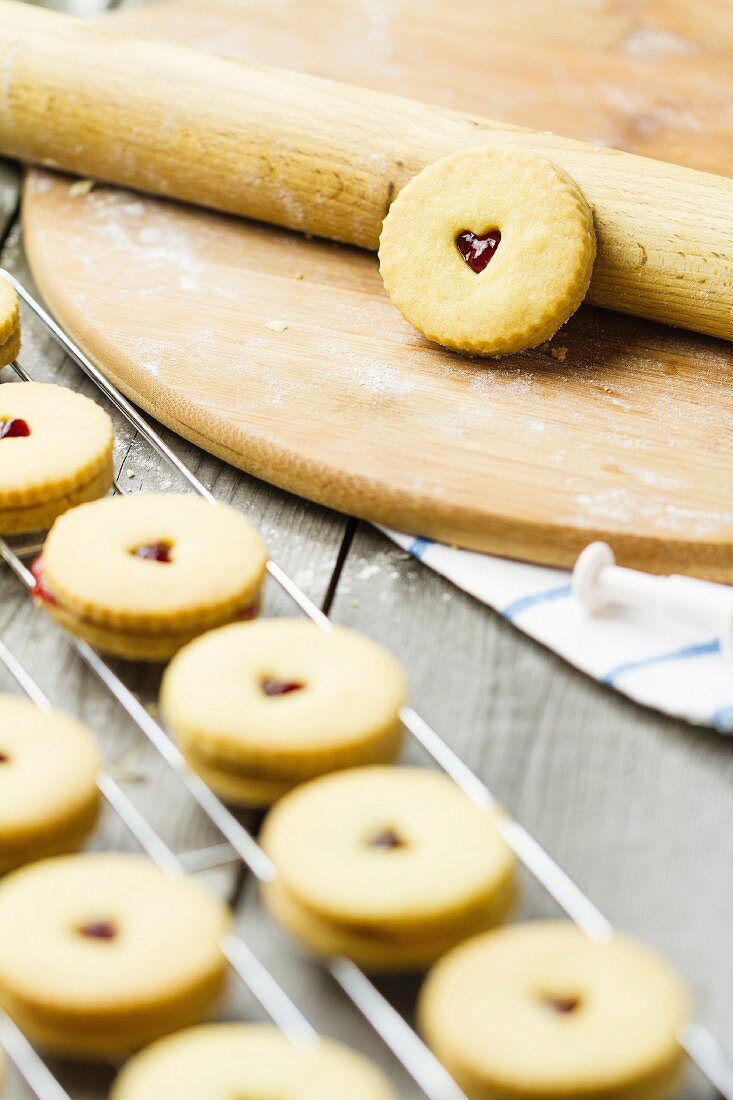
69, 178, 95, 197
550, 346, 568, 362
126, 469, 136, 479
294, 272, 305, 280
264, 320, 289, 332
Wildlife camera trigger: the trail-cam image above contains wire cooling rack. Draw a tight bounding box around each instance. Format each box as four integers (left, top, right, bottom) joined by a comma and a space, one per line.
0, 268, 732, 1100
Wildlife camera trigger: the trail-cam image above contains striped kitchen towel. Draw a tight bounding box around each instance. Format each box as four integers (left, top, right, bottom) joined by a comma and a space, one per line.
384, 531, 733, 733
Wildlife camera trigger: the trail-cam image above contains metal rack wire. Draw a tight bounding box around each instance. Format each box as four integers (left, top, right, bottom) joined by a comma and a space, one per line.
1, 268, 731, 1100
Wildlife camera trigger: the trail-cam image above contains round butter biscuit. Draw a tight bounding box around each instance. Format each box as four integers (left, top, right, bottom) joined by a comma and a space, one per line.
0, 695, 101, 874
379, 148, 595, 356
161, 619, 407, 806
261, 767, 516, 970
418, 920, 689, 1100
33, 493, 267, 661
0, 382, 113, 535
0, 853, 230, 1058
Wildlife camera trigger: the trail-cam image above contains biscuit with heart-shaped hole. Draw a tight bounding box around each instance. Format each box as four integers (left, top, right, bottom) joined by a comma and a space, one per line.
379, 147, 596, 357
161, 619, 406, 806
34, 493, 267, 661
0, 382, 114, 535
419, 920, 689, 1100
260, 766, 516, 970
0, 853, 230, 1057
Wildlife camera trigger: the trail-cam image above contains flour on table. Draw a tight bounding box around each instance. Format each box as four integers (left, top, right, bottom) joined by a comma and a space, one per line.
621, 27, 694, 59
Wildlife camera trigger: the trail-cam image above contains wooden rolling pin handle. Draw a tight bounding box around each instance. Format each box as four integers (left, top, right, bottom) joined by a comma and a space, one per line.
2, 0, 733, 340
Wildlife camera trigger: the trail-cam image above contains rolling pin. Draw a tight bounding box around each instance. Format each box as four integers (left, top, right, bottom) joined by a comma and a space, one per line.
2, 0, 733, 341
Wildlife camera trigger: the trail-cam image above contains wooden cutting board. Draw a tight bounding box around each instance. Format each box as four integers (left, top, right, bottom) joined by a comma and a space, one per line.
20, 0, 733, 579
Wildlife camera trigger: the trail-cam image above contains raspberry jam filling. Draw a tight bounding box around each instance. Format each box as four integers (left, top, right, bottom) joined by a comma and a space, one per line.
456, 229, 501, 273
236, 599, 259, 622
132, 542, 172, 563
77, 920, 117, 941
367, 827, 406, 851
0, 418, 31, 439
261, 678, 305, 697
31, 556, 258, 637
30, 557, 57, 606
543, 994, 580, 1015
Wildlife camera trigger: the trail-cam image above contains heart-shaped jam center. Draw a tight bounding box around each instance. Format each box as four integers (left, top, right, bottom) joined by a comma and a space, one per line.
456, 229, 501, 274
0, 417, 31, 439
543, 994, 580, 1015
367, 827, 406, 851
77, 919, 118, 941
132, 542, 172, 563
261, 678, 305, 697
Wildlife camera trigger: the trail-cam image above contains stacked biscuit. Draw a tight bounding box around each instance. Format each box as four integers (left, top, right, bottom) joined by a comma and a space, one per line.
0, 382, 114, 535
33, 493, 267, 660
260, 766, 516, 970
418, 921, 689, 1100
0, 853, 231, 1058
161, 619, 407, 805
0, 697, 101, 873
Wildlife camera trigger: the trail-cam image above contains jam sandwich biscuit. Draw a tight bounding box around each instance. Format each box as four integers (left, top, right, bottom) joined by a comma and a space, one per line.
260, 766, 516, 970
32, 493, 267, 660
161, 619, 407, 806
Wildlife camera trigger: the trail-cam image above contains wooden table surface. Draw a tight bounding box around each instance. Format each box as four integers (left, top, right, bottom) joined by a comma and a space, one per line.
1, 2, 732, 1098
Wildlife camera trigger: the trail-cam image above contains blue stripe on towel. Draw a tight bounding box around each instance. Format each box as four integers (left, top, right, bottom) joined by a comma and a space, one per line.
502, 584, 572, 622
408, 537, 433, 560
601, 640, 720, 687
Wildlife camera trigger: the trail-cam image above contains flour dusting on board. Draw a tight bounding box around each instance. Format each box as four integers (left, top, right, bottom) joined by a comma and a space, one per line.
72, 191, 209, 294
316, 340, 417, 398
621, 27, 694, 58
